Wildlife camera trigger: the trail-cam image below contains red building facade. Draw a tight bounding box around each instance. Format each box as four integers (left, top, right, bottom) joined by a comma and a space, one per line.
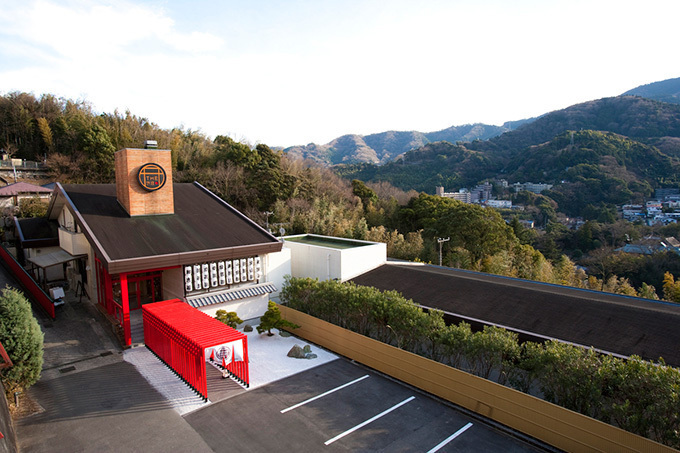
46, 146, 282, 346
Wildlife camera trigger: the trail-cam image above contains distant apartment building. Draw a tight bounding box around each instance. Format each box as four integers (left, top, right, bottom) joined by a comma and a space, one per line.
646, 200, 663, 219
655, 188, 680, 200
436, 186, 472, 203
470, 182, 492, 202
436, 182, 493, 204
485, 199, 512, 209
512, 182, 553, 194
621, 204, 645, 221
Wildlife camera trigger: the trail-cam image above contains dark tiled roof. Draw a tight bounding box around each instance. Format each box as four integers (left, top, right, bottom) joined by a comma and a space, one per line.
59, 183, 282, 273
351, 263, 680, 367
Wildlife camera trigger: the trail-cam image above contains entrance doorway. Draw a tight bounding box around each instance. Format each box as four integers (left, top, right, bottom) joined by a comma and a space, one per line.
127, 273, 162, 310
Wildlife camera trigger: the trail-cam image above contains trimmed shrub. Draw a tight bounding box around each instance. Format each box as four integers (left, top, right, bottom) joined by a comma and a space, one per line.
215, 310, 243, 329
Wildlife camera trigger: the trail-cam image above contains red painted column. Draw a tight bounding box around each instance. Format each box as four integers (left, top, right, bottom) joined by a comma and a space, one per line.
120, 273, 131, 347
103, 266, 114, 315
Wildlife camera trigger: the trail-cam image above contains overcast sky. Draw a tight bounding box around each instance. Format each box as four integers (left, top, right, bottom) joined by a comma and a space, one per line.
1, 0, 679, 147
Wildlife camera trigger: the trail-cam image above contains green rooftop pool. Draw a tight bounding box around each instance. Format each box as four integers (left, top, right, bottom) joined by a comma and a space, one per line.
284, 235, 370, 250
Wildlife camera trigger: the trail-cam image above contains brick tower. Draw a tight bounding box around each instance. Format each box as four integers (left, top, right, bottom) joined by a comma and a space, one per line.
115, 145, 174, 216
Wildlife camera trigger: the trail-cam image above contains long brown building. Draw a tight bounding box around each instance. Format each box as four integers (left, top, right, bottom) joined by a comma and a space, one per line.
352, 262, 680, 367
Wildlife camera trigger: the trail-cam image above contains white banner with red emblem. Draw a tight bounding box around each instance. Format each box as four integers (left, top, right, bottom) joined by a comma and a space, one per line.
205, 340, 244, 366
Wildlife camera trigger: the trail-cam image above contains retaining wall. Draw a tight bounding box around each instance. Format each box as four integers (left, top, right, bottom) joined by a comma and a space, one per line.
279, 305, 674, 453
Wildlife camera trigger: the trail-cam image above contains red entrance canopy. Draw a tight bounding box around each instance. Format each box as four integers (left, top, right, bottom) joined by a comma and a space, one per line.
143, 299, 249, 398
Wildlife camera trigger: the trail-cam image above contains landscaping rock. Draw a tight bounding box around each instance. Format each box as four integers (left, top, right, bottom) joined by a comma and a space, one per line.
243, 324, 253, 332
287, 344, 306, 358
287, 344, 317, 359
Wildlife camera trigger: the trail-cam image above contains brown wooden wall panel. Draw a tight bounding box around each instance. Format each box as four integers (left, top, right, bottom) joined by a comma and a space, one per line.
279, 305, 674, 453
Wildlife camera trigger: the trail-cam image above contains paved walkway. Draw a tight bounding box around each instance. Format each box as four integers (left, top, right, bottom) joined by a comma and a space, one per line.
38, 288, 122, 381
124, 347, 208, 415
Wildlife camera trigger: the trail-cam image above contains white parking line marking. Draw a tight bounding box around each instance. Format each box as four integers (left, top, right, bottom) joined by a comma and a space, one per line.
426, 422, 474, 452
324, 396, 416, 446
280, 375, 370, 413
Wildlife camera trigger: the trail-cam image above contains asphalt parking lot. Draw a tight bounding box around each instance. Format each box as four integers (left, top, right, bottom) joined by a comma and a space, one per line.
185, 359, 546, 452
5, 258, 552, 452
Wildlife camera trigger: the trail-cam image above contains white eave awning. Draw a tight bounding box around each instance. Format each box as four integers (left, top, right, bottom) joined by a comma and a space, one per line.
27, 249, 85, 269
187, 282, 277, 309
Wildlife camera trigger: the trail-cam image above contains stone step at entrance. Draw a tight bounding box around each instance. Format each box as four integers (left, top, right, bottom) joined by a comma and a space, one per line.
130, 310, 145, 346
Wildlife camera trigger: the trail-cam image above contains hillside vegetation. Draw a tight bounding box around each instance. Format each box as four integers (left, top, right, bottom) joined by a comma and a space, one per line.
3, 90, 680, 301
340, 96, 680, 220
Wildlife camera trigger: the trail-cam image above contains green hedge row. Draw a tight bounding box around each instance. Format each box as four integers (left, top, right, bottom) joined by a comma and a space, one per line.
281, 277, 680, 448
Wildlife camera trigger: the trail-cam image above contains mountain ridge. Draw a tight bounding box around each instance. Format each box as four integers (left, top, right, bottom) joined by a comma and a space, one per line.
285, 76, 680, 167
466, 95, 680, 157
337, 95, 680, 220
283, 119, 534, 166
623, 77, 680, 105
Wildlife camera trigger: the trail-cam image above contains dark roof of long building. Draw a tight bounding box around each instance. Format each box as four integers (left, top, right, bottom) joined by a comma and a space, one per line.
51, 182, 282, 274
351, 263, 680, 367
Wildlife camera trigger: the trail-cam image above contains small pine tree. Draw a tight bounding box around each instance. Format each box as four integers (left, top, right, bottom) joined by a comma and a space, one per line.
0, 287, 44, 392
214, 310, 243, 329
257, 301, 299, 336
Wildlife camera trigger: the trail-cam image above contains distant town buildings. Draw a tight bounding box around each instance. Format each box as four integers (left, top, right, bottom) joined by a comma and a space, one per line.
436, 179, 680, 229
616, 236, 680, 255
436, 183, 519, 211
436, 180, 553, 209
620, 190, 680, 225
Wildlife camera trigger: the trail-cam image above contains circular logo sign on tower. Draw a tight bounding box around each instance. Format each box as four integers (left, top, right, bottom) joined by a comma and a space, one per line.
137, 163, 167, 191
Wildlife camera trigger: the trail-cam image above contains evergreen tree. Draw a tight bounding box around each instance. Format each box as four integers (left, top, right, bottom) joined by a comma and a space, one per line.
0, 287, 43, 392
257, 301, 299, 336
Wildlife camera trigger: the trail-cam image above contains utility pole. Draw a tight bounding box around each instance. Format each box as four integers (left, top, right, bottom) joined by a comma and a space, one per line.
437, 237, 450, 267
264, 211, 273, 232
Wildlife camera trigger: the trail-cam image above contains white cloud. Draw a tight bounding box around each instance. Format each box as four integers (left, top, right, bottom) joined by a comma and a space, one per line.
0, 0, 223, 59
1, 0, 679, 146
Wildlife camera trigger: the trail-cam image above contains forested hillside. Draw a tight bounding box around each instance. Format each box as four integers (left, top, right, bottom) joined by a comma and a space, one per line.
340, 96, 680, 219
4, 91, 680, 302
509, 130, 678, 217
336, 141, 499, 192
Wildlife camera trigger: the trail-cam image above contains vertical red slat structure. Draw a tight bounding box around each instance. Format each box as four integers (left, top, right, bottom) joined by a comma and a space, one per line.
142, 299, 249, 399
0, 244, 55, 319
